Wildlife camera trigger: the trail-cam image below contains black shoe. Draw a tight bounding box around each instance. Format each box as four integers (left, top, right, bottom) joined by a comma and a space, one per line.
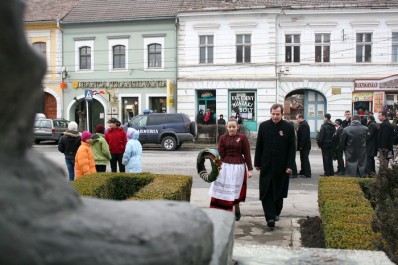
320, 174, 327, 177
235, 212, 241, 221
275, 216, 280, 221
267, 220, 275, 230
336, 171, 345, 176
298, 174, 311, 178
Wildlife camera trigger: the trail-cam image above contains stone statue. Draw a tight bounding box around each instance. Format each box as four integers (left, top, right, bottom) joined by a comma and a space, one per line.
0, 1, 234, 264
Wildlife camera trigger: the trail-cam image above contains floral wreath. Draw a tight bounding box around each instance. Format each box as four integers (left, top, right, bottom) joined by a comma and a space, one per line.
196, 148, 222, 183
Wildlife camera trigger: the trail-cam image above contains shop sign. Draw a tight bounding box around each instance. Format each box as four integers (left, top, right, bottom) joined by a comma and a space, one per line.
352, 92, 373, 102
354, 75, 398, 91
167, 80, 174, 107
72, 80, 167, 89
200, 91, 214, 98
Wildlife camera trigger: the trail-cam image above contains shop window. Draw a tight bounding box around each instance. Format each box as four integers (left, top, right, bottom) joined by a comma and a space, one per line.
149, 97, 166, 113
230, 91, 255, 120
122, 97, 139, 124
386, 94, 398, 120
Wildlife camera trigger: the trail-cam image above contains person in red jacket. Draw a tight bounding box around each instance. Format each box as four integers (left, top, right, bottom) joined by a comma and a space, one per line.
105, 118, 127, 172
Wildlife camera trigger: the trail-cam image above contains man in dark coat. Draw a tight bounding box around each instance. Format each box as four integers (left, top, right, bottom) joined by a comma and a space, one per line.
332, 119, 345, 175
317, 113, 336, 176
296, 114, 311, 178
341, 110, 351, 128
197, 109, 204, 125
366, 115, 378, 175
339, 115, 368, 177
377, 111, 395, 168
254, 103, 296, 229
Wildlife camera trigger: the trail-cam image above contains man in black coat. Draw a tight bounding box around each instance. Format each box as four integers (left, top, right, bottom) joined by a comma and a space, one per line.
333, 119, 345, 175
366, 115, 378, 175
254, 103, 296, 229
317, 113, 336, 176
377, 111, 394, 168
296, 114, 311, 178
341, 110, 351, 128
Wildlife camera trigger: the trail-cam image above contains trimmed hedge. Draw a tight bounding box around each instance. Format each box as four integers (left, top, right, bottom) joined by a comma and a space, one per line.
72, 172, 192, 202
368, 164, 398, 264
318, 177, 379, 250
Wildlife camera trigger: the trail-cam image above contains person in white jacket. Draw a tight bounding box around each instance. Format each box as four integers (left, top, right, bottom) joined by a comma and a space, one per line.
122, 128, 142, 173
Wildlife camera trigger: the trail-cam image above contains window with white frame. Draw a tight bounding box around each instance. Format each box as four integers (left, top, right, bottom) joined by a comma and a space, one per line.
79, 47, 91, 70
392, 32, 398, 62
33, 42, 46, 59
356, 33, 372, 63
144, 37, 164, 71
108, 38, 128, 71
285, 34, 300, 63
75, 39, 94, 71
236, 34, 251, 63
315, 33, 330, 63
148, 43, 162, 68
199, 35, 214, 64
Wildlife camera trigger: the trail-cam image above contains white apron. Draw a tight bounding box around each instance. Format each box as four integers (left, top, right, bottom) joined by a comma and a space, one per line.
209, 163, 245, 201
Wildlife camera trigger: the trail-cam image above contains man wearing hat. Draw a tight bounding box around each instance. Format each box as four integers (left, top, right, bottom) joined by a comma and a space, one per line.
105, 118, 127, 172
333, 119, 345, 175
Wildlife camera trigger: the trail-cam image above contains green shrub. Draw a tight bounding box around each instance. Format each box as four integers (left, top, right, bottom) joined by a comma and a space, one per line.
72, 172, 192, 202
369, 163, 398, 264
318, 177, 379, 250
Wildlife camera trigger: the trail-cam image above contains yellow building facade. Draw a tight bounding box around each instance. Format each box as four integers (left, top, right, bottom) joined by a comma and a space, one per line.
25, 22, 63, 119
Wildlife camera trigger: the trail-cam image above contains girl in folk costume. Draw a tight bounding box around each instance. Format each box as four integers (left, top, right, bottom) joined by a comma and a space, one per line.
74, 131, 96, 179
209, 118, 253, 221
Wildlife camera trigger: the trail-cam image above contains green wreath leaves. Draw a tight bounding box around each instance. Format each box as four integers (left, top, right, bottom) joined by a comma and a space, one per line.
196, 149, 222, 183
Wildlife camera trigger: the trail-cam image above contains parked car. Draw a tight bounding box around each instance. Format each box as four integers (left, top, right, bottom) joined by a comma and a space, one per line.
127, 113, 197, 151
33, 118, 69, 144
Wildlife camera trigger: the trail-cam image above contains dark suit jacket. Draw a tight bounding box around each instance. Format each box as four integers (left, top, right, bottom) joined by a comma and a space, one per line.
297, 120, 311, 151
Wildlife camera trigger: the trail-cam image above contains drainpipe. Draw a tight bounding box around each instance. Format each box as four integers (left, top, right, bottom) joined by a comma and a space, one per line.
57, 18, 64, 119
275, 10, 282, 104
175, 17, 179, 114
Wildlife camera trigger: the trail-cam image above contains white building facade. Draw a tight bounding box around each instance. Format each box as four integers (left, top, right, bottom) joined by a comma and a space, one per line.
177, 2, 398, 135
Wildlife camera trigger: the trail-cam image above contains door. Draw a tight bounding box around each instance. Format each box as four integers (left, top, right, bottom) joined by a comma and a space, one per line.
44, 93, 56, 119
304, 90, 326, 138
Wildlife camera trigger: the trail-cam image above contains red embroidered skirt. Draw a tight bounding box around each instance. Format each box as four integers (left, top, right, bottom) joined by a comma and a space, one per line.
210, 170, 247, 211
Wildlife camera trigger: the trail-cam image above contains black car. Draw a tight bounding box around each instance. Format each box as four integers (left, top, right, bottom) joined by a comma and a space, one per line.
33, 118, 69, 144
127, 113, 197, 150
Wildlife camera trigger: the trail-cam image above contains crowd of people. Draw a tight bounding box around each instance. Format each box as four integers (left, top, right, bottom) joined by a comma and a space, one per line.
207, 105, 398, 231
58, 118, 142, 181
316, 110, 396, 178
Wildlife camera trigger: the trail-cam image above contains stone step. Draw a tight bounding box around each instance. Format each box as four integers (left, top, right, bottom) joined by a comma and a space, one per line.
233, 244, 394, 265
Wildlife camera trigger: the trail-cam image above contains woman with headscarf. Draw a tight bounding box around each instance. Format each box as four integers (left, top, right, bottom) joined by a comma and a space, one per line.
122, 128, 142, 173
